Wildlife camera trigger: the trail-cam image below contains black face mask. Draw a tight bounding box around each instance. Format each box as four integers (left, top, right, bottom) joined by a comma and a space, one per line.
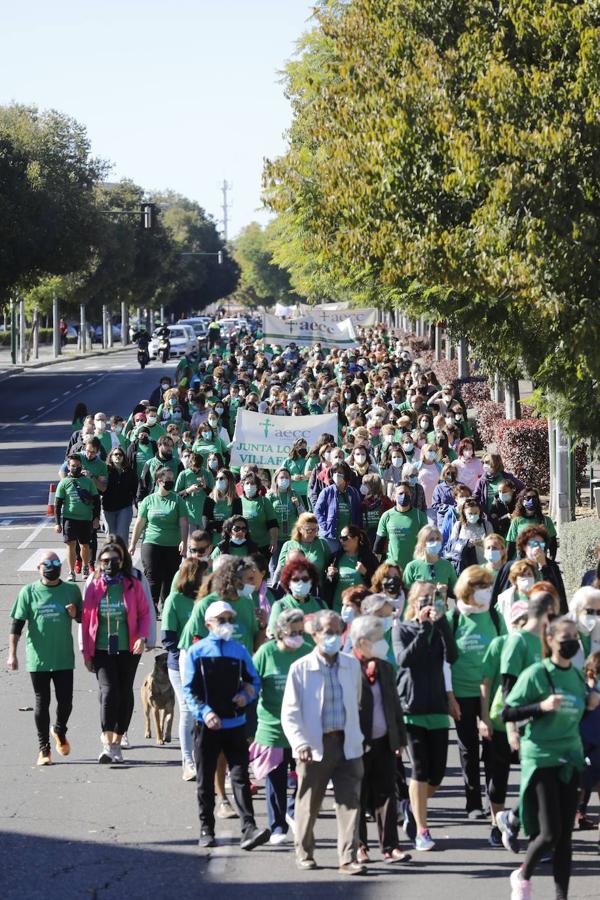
102, 559, 121, 577
70, 469, 82, 478
160, 450, 173, 460
138, 434, 149, 444
162, 481, 175, 490
42, 561, 62, 579
558, 639, 580, 660
298, 448, 308, 458
382, 576, 402, 595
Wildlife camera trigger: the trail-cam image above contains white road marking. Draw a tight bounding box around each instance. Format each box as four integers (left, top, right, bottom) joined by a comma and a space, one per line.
19, 547, 67, 570
51, 397, 59, 402
76, 383, 83, 388
18, 520, 51, 550
63, 390, 71, 396
36, 406, 44, 411
0, 524, 37, 529
19, 415, 28, 421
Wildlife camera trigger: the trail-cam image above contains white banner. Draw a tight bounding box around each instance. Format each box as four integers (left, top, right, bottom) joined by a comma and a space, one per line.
289, 304, 378, 328
262, 311, 357, 349
230, 410, 338, 470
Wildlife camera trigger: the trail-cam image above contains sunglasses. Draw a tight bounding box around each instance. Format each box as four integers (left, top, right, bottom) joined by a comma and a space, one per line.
293, 576, 311, 583
189, 546, 210, 555
585, 609, 600, 616
215, 617, 234, 625
231, 525, 247, 533
339, 534, 353, 542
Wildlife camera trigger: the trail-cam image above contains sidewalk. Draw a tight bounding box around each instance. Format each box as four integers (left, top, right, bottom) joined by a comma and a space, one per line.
0, 342, 131, 382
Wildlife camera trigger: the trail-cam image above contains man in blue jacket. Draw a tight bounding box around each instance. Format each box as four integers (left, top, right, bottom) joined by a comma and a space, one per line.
182, 600, 269, 851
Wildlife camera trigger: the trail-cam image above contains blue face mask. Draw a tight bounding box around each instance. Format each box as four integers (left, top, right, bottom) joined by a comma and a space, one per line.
239, 583, 255, 598
485, 548, 502, 563
341, 606, 355, 624
321, 633, 342, 655
425, 540, 442, 556
381, 616, 393, 633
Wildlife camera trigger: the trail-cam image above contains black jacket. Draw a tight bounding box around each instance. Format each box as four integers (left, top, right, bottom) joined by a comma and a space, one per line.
203, 496, 243, 539
102, 466, 139, 512
394, 617, 458, 716
359, 658, 406, 752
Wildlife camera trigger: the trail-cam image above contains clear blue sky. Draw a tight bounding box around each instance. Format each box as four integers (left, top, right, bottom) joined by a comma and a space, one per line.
0, 0, 315, 238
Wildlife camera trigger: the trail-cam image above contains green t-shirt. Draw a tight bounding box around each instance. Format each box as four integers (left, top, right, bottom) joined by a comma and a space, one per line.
146, 455, 180, 487
276, 539, 331, 585
336, 492, 351, 539
10, 580, 82, 672
241, 495, 276, 548
175, 469, 207, 525
269, 492, 300, 542
209, 497, 236, 545
56, 474, 98, 522
210, 542, 250, 560
482, 634, 508, 732
448, 609, 507, 698
286, 457, 309, 497
178, 592, 258, 655
332, 553, 365, 613
376, 507, 428, 570
132, 422, 167, 443
95, 583, 129, 652
162, 590, 195, 640
138, 491, 187, 546
484, 474, 505, 512
134, 441, 155, 477
506, 515, 557, 544
404, 713, 450, 730
267, 594, 325, 644
501, 629, 543, 678
253, 640, 312, 747
78, 453, 108, 482
403, 558, 458, 592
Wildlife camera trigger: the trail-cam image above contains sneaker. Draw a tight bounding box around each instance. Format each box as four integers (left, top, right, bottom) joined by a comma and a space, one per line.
198, 829, 216, 848
468, 808, 487, 820
182, 761, 196, 782
497, 810, 520, 853
489, 825, 503, 848
111, 743, 123, 763
37, 749, 52, 766
51, 727, 70, 757
121, 733, 130, 749
401, 799, 417, 843
82, 564, 90, 578
510, 867, 531, 900
216, 798, 237, 819
240, 826, 270, 851
74, 560, 82, 574
98, 743, 114, 764
269, 830, 288, 845
67, 571, 76, 582
415, 829, 436, 852
296, 857, 317, 870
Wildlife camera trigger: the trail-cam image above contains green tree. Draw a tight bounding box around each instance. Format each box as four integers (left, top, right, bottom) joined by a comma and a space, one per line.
232, 220, 302, 307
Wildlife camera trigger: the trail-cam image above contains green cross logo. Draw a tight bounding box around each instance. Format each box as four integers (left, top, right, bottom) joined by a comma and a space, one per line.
258, 417, 274, 438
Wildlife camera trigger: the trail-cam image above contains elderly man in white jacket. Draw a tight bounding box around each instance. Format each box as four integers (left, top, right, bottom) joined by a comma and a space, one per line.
281, 609, 365, 876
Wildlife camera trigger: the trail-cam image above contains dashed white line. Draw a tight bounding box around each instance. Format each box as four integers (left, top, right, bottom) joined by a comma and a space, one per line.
36, 406, 44, 411
76, 383, 83, 388
19, 415, 28, 420
63, 390, 70, 396
51, 397, 59, 402
18, 520, 50, 550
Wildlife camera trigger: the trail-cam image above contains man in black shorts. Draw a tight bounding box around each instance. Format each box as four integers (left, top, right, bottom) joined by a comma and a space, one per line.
54, 454, 100, 581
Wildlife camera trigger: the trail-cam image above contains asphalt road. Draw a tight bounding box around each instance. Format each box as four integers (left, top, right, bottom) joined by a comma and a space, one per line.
0, 352, 599, 900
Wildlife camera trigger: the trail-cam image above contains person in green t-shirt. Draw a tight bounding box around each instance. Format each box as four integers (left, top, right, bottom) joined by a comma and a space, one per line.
449, 565, 507, 817
175, 452, 209, 529
286, 439, 310, 500
130, 427, 156, 477
55, 455, 100, 581
138, 436, 182, 500
79, 439, 109, 493
241, 473, 278, 554
504, 617, 595, 899
253, 607, 311, 839
275, 512, 331, 592
130, 467, 188, 613
374, 482, 427, 571
403, 524, 458, 596
505, 489, 557, 560
7, 552, 81, 766
268, 558, 325, 644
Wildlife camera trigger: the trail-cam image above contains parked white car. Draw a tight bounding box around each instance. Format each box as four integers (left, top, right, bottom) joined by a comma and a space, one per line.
149, 324, 197, 359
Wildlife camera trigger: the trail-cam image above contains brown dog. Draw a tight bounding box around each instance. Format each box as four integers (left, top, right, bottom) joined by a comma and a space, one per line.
141, 652, 175, 745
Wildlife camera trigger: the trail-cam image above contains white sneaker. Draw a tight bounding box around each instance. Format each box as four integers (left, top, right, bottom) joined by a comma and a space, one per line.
510, 868, 531, 900
98, 743, 114, 764
285, 813, 296, 836
121, 733, 130, 749
269, 831, 288, 845
182, 761, 196, 781
111, 743, 123, 763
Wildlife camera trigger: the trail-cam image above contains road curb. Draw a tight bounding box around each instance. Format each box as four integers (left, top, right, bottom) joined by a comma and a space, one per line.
0, 346, 131, 382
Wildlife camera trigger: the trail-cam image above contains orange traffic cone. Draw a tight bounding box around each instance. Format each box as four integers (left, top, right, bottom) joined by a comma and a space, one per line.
47, 483, 56, 517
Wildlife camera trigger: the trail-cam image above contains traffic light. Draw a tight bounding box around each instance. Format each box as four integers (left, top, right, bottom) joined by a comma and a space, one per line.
141, 203, 156, 230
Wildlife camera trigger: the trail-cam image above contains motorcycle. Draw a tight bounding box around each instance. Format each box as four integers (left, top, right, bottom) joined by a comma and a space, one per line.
137, 346, 150, 369
159, 337, 170, 363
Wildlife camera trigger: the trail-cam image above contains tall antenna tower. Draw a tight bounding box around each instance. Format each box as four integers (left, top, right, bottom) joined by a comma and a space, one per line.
221, 180, 231, 241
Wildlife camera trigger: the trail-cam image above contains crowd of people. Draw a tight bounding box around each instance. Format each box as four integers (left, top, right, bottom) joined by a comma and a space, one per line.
6, 322, 600, 896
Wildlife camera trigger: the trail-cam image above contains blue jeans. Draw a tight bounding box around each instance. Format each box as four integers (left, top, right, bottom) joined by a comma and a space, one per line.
168, 665, 195, 766
103, 506, 133, 544
265, 748, 296, 833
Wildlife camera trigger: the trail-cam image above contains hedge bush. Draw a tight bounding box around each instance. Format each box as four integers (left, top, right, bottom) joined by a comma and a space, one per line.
558, 517, 600, 597
0, 328, 76, 347
455, 376, 491, 407
492, 418, 587, 495
472, 400, 505, 447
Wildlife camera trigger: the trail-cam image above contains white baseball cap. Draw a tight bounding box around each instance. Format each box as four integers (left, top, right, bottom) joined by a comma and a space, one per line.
204, 600, 236, 622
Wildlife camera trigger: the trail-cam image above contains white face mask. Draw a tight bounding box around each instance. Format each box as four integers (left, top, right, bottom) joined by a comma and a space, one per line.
466, 512, 480, 524
212, 622, 234, 641
516, 576, 535, 593
402, 443, 413, 453
283, 634, 304, 650
95, 420, 106, 431
290, 579, 311, 598
462, 449, 473, 459
355, 454, 366, 464
278, 478, 290, 490
333, 473, 345, 486
473, 587, 492, 610
369, 638, 390, 660
580, 613, 600, 634
146, 416, 157, 426
244, 484, 258, 498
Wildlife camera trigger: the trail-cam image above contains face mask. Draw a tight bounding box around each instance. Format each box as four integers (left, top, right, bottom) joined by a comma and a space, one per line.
147, 416, 157, 426
216, 478, 228, 491
462, 449, 473, 459
473, 587, 492, 610
409, 475, 418, 486
202, 431, 213, 441
101, 559, 121, 577
445, 473, 455, 483
426, 540, 442, 556
466, 512, 480, 524
41, 560, 61, 579
162, 480, 174, 491
483, 463, 492, 475
95, 420, 106, 431
485, 548, 502, 563
333, 473, 345, 486
290, 579, 311, 598
402, 443, 414, 453
370, 638, 390, 660
558, 639, 580, 660
341, 606, 355, 624
420, 420, 429, 430
212, 623, 234, 641
70, 469, 82, 478
516, 576, 535, 593
244, 484, 257, 498
579, 614, 598, 634
239, 583, 255, 598
523, 498, 536, 511
160, 449, 173, 460
359, 484, 370, 496
208, 459, 218, 471
381, 616, 393, 633
396, 494, 410, 507
321, 633, 342, 655
168, 398, 177, 407
284, 634, 304, 650
230, 535, 246, 545
161, 383, 170, 391
382, 576, 401, 596
208, 419, 218, 428
278, 478, 290, 490
499, 492, 512, 504
355, 454, 366, 464
324, 451, 332, 462
457, 600, 480, 616
391, 456, 403, 468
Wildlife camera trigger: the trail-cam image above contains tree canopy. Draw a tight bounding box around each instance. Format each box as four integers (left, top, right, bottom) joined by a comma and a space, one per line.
232, 220, 301, 307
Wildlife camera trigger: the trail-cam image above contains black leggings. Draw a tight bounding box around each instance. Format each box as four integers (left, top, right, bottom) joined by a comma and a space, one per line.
486, 729, 512, 806
141, 543, 181, 609
522, 768, 579, 898
30, 670, 73, 752
455, 695, 492, 812
93, 650, 140, 734
406, 725, 448, 786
